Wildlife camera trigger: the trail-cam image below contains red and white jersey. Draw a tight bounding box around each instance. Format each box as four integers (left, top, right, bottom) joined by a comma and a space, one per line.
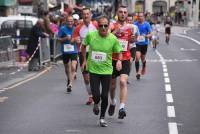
72, 21, 97, 52
111, 22, 134, 60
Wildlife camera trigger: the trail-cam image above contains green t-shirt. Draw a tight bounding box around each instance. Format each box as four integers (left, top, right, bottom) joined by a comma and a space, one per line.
84, 31, 122, 75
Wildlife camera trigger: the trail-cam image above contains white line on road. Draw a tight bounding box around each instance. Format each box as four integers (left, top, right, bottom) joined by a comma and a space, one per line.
156, 50, 179, 134
164, 73, 169, 77
163, 68, 168, 73
10, 72, 16, 75
163, 64, 167, 68
3, 67, 52, 90
167, 106, 176, 117
165, 84, 172, 92
175, 34, 200, 46
165, 78, 170, 83
166, 94, 174, 103
168, 123, 178, 134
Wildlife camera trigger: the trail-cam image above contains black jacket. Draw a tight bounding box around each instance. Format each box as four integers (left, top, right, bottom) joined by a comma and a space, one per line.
26, 25, 46, 58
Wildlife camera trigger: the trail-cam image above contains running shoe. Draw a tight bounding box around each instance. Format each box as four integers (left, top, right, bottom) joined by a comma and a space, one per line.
93, 104, 99, 115
99, 118, 108, 127
108, 104, 116, 116
86, 96, 93, 105
66, 85, 72, 93
136, 74, 140, 80
118, 108, 126, 119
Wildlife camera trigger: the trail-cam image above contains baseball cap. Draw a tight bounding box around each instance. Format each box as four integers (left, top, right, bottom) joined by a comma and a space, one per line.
72, 14, 80, 20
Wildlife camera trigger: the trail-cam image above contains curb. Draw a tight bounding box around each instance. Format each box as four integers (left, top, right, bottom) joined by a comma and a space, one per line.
0, 66, 52, 90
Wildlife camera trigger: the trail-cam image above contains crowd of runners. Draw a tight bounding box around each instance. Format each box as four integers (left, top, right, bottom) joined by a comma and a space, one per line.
27, 4, 173, 127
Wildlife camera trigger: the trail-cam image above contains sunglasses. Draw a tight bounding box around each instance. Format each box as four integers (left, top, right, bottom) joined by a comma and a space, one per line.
99, 24, 109, 28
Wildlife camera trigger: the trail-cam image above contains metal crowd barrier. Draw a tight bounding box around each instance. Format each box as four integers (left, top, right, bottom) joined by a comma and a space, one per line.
39, 37, 51, 67
0, 36, 15, 68
52, 36, 62, 62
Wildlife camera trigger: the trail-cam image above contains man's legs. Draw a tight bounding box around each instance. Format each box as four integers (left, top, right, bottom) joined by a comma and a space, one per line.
118, 74, 128, 119
135, 51, 141, 79
79, 52, 93, 105
108, 78, 117, 116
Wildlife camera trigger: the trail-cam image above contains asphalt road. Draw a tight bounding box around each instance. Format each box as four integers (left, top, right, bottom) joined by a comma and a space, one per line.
0, 32, 200, 134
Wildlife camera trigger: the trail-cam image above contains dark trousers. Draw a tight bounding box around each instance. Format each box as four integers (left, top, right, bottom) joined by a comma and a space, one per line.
89, 73, 112, 118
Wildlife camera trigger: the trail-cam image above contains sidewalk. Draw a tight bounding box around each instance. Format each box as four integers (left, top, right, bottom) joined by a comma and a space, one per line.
0, 62, 51, 90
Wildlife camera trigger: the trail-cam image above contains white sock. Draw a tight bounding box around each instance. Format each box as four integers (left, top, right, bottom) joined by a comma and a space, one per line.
110, 98, 116, 105
119, 103, 125, 109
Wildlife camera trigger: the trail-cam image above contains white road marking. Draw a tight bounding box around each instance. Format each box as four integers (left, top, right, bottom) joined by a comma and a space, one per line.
3, 67, 52, 90
156, 50, 179, 134
164, 73, 169, 77
165, 78, 170, 83
167, 106, 176, 117
163, 64, 167, 68
10, 72, 16, 75
163, 68, 168, 73
168, 123, 178, 134
175, 34, 200, 46
165, 84, 172, 92
147, 59, 198, 63
166, 94, 174, 103
180, 48, 198, 51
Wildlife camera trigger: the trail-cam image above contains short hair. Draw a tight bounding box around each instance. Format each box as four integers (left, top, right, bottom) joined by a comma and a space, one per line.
128, 13, 133, 17
97, 15, 110, 24
118, 5, 127, 9
82, 7, 91, 12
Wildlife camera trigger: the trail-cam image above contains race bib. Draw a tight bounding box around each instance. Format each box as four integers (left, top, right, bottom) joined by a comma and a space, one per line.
119, 39, 128, 51
64, 44, 74, 52
91, 51, 107, 62
165, 24, 170, 28
137, 35, 146, 42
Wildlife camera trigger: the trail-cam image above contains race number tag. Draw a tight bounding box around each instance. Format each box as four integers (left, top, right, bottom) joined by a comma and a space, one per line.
91, 51, 107, 62
137, 35, 146, 42
64, 44, 74, 52
119, 39, 128, 51
165, 24, 170, 28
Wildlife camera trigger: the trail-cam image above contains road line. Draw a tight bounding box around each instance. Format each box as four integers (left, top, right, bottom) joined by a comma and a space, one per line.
163, 64, 167, 68
165, 78, 170, 83
164, 73, 169, 77
167, 106, 176, 117
3, 67, 52, 90
168, 122, 178, 134
163, 68, 168, 72
175, 34, 200, 46
166, 94, 174, 103
165, 84, 172, 92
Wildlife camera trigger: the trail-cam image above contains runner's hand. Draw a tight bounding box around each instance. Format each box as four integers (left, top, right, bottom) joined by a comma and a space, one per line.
116, 60, 122, 71
81, 61, 87, 72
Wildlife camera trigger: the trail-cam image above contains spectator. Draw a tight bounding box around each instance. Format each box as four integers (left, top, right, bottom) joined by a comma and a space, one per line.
26, 19, 49, 71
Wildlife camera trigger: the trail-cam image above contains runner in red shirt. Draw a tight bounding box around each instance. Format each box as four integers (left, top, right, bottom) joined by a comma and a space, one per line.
108, 5, 136, 119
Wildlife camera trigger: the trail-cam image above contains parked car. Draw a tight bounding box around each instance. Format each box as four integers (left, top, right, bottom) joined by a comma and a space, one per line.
0, 15, 38, 47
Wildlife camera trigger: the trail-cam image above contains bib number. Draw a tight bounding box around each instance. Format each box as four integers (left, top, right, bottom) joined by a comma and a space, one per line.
91, 51, 107, 62
64, 44, 74, 52
119, 39, 128, 51
137, 35, 146, 42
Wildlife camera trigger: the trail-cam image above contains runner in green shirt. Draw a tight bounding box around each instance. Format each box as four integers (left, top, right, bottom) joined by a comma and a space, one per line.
81, 15, 122, 127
